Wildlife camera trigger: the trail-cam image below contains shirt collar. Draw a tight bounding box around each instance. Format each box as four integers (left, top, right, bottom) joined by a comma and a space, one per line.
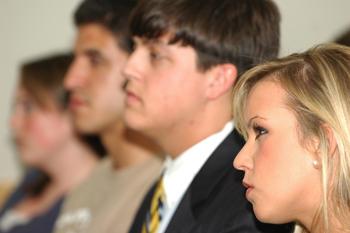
162, 121, 234, 207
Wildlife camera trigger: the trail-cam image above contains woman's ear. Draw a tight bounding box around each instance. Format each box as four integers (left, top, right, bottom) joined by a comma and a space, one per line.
310, 124, 337, 170
205, 64, 237, 99
307, 135, 322, 169
322, 124, 337, 157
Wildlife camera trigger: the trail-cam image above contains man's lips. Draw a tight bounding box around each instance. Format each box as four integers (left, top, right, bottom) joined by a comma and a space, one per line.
126, 90, 141, 104
69, 96, 86, 110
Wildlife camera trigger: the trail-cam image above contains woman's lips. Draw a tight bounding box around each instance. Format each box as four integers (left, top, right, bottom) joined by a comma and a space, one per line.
243, 181, 254, 198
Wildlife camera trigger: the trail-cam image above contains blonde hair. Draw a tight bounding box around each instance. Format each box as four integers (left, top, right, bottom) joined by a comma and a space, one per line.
233, 43, 350, 233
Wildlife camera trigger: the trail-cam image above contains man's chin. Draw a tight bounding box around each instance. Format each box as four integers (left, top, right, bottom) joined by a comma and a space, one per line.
122, 114, 142, 131
123, 117, 157, 139
73, 120, 99, 135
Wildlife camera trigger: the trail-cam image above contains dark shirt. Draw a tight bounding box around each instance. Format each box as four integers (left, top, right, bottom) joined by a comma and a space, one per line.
0, 170, 64, 233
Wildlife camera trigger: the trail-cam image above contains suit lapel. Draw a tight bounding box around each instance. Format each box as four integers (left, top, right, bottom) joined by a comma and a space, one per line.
163, 190, 196, 233
165, 129, 245, 233
128, 182, 157, 233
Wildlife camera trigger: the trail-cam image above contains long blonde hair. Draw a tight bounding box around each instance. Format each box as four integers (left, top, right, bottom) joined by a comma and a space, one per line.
233, 43, 350, 233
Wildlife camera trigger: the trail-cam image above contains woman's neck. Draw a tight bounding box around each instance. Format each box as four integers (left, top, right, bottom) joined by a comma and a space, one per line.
41, 137, 98, 193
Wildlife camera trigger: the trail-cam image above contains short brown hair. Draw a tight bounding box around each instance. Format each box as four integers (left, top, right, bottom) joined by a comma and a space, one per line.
130, 0, 280, 74
74, 0, 137, 53
20, 53, 73, 110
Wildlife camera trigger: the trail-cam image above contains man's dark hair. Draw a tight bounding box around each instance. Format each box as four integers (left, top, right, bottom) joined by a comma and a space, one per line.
74, 0, 137, 53
334, 27, 350, 47
130, 0, 280, 75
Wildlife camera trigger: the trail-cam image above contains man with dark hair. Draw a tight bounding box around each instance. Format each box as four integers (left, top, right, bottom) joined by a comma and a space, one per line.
53, 1, 163, 233
123, 0, 294, 233
335, 27, 350, 46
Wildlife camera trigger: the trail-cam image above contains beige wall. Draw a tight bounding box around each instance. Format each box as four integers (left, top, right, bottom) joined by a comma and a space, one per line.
0, 0, 81, 182
278, 0, 350, 56
0, 0, 350, 182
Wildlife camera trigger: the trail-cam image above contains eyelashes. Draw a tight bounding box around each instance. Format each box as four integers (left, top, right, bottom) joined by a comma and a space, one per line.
149, 49, 167, 62
252, 123, 268, 140
149, 51, 162, 61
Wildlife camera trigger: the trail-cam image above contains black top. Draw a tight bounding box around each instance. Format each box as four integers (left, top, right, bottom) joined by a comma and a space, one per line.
0, 170, 64, 233
128, 130, 294, 233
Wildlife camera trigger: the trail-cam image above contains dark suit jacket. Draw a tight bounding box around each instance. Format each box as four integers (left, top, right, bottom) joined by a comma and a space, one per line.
128, 130, 294, 233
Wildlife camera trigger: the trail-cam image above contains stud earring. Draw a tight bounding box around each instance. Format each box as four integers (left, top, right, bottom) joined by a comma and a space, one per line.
312, 160, 320, 169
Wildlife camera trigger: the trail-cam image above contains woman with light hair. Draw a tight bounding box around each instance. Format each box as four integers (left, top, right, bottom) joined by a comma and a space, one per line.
232, 43, 350, 233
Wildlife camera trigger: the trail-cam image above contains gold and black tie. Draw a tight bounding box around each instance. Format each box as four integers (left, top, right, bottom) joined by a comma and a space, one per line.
141, 177, 166, 233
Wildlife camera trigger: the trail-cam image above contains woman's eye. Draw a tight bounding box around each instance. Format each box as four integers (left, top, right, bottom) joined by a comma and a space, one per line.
253, 124, 268, 140
13, 99, 36, 115
22, 100, 36, 114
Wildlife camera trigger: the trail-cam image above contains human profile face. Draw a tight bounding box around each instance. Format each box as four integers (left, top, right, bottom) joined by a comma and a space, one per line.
233, 79, 322, 226
10, 87, 71, 168
123, 37, 208, 139
65, 23, 128, 134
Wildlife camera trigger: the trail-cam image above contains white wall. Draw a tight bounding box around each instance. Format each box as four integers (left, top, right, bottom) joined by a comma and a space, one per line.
0, 0, 81, 182
0, 0, 350, 182
278, 0, 350, 56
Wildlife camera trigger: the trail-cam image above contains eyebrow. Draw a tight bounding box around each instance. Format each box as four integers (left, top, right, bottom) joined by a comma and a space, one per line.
83, 48, 103, 58
247, 116, 267, 128
135, 37, 171, 51
82, 48, 108, 65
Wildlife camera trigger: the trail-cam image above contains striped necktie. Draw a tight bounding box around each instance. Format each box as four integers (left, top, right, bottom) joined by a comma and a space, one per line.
141, 177, 166, 233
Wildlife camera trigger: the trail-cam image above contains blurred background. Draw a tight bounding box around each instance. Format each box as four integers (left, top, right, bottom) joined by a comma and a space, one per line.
0, 0, 350, 183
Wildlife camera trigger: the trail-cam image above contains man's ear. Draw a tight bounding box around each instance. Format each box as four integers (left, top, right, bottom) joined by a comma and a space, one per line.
205, 63, 237, 100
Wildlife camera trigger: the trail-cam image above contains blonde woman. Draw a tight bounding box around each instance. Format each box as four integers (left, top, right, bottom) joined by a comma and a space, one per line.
232, 43, 350, 233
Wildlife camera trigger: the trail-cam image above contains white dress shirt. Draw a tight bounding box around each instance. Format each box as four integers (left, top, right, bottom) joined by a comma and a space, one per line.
157, 121, 234, 233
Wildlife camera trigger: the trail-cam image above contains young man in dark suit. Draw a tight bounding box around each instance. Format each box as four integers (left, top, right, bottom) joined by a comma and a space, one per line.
123, 0, 294, 232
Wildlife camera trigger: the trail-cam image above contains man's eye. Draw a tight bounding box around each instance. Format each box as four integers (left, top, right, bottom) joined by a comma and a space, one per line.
150, 51, 162, 60
90, 56, 102, 66
253, 124, 268, 140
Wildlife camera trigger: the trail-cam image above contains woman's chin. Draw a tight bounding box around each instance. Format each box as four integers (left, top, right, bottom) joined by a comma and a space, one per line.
253, 206, 288, 225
